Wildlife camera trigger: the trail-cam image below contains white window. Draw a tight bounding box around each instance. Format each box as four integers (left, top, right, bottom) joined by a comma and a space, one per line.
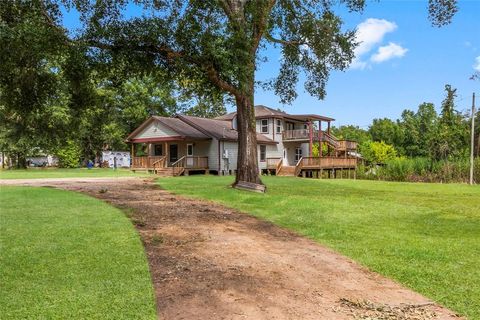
261, 119, 268, 133
295, 147, 302, 162
260, 145, 266, 162
276, 119, 282, 133
187, 144, 193, 156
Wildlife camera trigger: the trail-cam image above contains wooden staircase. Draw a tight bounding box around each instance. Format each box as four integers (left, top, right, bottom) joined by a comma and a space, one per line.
154, 167, 175, 177
277, 166, 296, 176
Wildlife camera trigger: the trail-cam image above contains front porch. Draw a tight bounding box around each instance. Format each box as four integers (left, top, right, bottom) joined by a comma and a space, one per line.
130, 140, 209, 176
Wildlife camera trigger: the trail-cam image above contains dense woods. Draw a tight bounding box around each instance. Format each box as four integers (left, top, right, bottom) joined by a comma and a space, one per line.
332, 85, 479, 182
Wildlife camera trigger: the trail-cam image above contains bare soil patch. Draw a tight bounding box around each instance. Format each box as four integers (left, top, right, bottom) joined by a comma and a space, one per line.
2, 177, 463, 320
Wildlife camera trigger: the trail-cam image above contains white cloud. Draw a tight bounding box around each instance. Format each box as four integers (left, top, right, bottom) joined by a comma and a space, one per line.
371, 42, 408, 63
474, 56, 480, 72
350, 18, 397, 69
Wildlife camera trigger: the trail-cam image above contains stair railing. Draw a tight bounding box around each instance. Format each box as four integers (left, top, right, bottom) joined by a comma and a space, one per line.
171, 156, 186, 176
276, 158, 283, 175
152, 156, 166, 172
294, 157, 304, 177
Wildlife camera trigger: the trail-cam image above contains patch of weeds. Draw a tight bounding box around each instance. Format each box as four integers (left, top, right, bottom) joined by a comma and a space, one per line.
99, 188, 108, 194
151, 234, 164, 245
132, 216, 147, 227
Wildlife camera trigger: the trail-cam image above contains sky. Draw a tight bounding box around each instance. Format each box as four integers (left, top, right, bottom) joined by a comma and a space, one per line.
255, 0, 480, 127
62, 0, 480, 128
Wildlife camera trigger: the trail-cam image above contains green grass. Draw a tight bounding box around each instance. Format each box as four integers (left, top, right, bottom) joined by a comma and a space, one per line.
159, 176, 480, 319
0, 168, 147, 179
0, 187, 156, 319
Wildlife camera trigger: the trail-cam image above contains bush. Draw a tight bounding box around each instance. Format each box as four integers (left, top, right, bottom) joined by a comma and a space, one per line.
357, 157, 480, 183
56, 140, 81, 168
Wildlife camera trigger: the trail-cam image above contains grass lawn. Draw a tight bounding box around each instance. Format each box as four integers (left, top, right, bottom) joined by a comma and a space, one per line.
0, 168, 147, 179
160, 176, 480, 319
0, 187, 156, 319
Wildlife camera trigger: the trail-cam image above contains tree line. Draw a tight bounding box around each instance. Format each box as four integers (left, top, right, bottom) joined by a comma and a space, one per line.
332, 85, 479, 182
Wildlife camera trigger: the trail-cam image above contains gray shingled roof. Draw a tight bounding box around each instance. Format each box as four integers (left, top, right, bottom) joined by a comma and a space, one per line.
215, 105, 334, 122
177, 115, 276, 144
152, 116, 209, 139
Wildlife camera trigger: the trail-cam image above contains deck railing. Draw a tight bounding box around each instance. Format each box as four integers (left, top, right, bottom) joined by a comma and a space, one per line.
132, 156, 167, 168
298, 156, 357, 169
337, 140, 358, 150
266, 157, 281, 169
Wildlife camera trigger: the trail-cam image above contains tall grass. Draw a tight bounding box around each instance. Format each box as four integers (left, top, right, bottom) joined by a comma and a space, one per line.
358, 157, 480, 183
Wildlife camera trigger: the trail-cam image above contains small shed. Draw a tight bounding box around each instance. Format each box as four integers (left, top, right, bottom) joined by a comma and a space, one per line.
101, 151, 131, 168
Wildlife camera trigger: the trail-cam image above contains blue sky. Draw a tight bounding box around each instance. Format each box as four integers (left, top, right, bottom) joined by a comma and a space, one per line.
255, 0, 480, 127
62, 1, 480, 127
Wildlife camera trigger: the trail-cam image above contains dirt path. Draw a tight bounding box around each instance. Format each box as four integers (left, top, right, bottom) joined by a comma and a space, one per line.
1, 178, 463, 319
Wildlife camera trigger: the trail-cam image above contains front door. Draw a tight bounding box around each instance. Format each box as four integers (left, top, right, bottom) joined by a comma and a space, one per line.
169, 144, 178, 163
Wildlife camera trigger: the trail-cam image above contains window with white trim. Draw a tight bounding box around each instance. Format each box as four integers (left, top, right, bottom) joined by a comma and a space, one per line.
261, 119, 269, 133
260, 145, 266, 162
295, 147, 302, 162
276, 119, 282, 133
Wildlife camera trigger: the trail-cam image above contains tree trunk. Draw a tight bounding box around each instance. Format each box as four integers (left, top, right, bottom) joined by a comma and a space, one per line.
233, 92, 263, 186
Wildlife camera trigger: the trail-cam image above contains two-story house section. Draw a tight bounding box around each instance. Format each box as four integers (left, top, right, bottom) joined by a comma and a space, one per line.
126, 105, 358, 177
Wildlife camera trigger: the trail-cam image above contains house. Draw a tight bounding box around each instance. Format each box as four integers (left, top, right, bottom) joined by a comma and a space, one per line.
126, 105, 358, 177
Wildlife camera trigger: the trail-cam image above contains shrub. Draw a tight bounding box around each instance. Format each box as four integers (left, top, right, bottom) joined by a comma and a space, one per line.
56, 140, 81, 168
357, 157, 480, 184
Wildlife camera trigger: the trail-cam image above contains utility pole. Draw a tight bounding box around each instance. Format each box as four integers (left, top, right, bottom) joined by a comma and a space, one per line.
470, 92, 476, 185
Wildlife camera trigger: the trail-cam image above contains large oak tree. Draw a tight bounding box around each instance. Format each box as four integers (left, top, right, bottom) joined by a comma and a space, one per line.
3, 0, 458, 185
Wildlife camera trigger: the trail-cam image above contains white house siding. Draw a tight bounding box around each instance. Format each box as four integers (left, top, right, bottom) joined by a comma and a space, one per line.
220, 141, 238, 174
136, 121, 179, 139
207, 139, 219, 171
194, 139, 220, 171
259, 144, 282, 170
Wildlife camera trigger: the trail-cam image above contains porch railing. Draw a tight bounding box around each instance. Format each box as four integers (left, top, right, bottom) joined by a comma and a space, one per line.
172, 156, 209, 176
266, 157, 281, 169
132, 156, 166, 168
185, 156, 209, 169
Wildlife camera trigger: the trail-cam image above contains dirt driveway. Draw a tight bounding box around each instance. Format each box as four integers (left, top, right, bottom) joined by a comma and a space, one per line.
1, 177, 462, 319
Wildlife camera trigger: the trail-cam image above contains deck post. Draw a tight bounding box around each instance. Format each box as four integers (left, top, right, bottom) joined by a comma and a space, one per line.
309, 121, 313, 156
320, 168, 323, 179
318, 121, 322, 157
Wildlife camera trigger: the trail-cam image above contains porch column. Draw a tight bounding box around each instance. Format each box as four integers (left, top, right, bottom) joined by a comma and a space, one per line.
309, 120, 313, 156
164, 141, 168, 163
318, 121, 322, 157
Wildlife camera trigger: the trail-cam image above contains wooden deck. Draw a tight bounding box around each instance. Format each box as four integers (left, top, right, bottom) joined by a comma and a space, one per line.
131, 156, 208, 176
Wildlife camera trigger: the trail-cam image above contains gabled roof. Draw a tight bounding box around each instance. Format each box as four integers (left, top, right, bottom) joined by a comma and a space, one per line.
177, 115, 276, 144
214, 105, 334, 122
153, 116, 208, 139
126, 114, 276, 144
125, 116, 209, 142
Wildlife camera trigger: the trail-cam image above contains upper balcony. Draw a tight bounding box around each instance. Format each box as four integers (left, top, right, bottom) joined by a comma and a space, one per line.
281, 129, 357, 150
